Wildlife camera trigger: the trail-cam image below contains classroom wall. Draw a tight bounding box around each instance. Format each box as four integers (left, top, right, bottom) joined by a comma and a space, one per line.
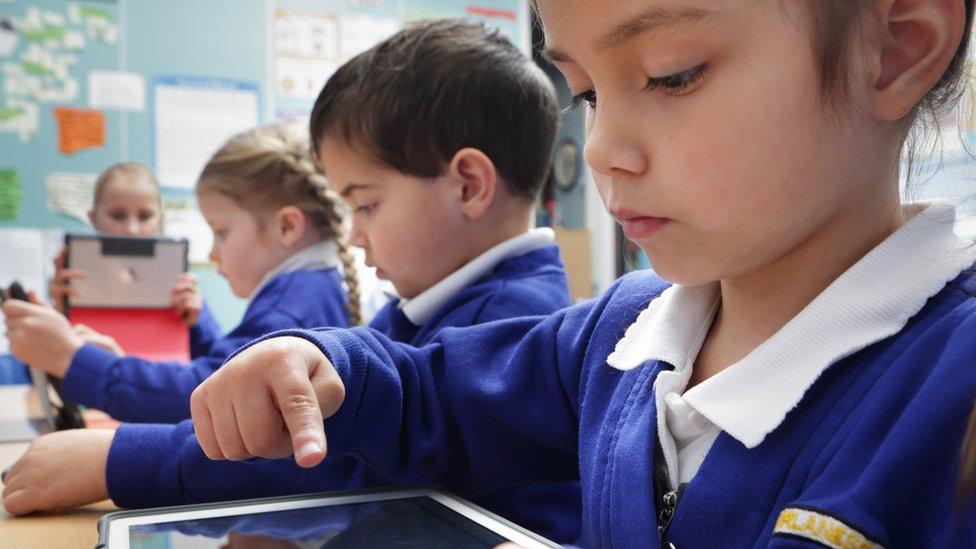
0, 0, 538, 330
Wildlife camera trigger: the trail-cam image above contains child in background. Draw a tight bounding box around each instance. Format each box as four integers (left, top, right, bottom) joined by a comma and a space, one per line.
0, 20, 581, 543
169, 1, 975, 546
1, 124, 358, 423
48, 162, 221, 359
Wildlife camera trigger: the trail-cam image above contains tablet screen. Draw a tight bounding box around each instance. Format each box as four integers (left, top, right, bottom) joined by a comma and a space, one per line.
107, 490, 555, 548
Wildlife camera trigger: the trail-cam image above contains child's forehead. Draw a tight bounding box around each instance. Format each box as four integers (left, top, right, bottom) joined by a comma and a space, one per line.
537, 1, 789, 61
97, 176, 161, 206
101, 173, 158, 193
320, 139, 425, 188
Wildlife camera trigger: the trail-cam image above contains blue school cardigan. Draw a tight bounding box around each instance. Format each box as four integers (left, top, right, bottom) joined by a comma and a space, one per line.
61, 268, 349, 423
259, 267, 976, 547
106, 246, 584, 543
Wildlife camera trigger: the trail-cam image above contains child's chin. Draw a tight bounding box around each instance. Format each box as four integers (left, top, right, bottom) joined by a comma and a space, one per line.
645, 260, 718, 288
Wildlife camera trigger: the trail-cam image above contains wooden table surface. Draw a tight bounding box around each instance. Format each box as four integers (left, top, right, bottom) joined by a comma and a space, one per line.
0, 386, 115, 549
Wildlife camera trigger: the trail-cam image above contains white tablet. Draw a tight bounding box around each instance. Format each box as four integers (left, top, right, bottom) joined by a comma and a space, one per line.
65, 234, 188, 308
96, 487, 560, 549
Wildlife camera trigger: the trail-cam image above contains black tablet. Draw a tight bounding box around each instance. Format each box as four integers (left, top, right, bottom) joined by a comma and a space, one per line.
96, 487, 559, 548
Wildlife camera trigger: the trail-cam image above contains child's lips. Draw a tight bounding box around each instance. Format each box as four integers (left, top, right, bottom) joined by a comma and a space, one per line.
621, 217, 669, 239
611, 208, 670, 240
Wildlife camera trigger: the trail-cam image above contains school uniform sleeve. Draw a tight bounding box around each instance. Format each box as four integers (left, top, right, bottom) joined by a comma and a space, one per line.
263, 301, 604, 494
102, 276, 648, 510
61, 307, 308, 423
188, 301, 222, 359
106, 305, 591, 506
106, 420, 365, 508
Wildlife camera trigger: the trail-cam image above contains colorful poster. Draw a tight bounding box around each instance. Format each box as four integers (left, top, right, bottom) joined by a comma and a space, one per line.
53, 106, 105, 155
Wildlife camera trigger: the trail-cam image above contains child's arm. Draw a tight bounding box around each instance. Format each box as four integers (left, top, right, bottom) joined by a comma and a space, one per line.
188, 302, 222, 359
2, 294, 308, 423
192, 305, 593, 493
62, 308, 308, 423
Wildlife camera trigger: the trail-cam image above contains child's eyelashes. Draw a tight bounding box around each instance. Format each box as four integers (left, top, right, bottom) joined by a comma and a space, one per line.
355, 202, 377, 216
568, 89, 597, 113
565, 63, 709, 114
644, 64, 708, 97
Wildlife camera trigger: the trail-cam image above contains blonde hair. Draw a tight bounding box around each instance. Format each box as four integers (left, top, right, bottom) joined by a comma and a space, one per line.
93, 162, 162, 207
197, 124, 361, 325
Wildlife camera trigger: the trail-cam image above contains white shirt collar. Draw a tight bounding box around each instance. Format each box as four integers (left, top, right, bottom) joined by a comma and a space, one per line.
248, 240, 340, 302
607, 201, 976, 448
399, 228, 555, 325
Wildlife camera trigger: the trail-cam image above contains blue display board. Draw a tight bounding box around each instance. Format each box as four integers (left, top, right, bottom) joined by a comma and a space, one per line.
0, 0, 532, 331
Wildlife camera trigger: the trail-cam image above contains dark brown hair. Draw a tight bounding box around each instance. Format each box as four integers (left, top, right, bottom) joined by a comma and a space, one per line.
309, 18, 559, 200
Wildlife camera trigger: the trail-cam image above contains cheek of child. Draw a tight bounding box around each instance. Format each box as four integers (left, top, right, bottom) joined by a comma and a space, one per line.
1, 429, 114, 515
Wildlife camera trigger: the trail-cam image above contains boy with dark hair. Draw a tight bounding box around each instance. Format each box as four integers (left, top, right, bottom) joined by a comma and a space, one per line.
3, 18, 582, 544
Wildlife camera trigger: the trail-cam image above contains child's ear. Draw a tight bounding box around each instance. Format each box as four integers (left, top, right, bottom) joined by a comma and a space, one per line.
87, 209, 97, 227
273, 205, 308, 247
448, 148, 497, 220
869, 0, 966, 121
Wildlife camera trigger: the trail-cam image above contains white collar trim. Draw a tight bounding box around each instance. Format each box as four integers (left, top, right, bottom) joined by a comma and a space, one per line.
399, 228, 555, 325
607, 201, 976, 448
248, 240, 340, 302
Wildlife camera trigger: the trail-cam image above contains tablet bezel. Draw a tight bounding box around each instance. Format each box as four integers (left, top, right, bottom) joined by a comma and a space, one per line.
64, 234, 189, 309
96, 486, 560, 548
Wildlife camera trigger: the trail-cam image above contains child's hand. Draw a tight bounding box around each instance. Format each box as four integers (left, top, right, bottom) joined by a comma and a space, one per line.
190, 336, 346, 468
73, 324, 125, 356
49, 246, 85, 313
2, 295, 83, 377
1, 429, 113, 515
170, 273, 203, 327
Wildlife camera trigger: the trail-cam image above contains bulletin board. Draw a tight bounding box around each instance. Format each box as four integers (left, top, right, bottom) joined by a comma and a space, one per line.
0, 0, 531, 331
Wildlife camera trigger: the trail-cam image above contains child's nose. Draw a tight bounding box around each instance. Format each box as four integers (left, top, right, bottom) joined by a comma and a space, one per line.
124, 218, 141, 236
348, 218, 368, 249
583, 104, 648, 178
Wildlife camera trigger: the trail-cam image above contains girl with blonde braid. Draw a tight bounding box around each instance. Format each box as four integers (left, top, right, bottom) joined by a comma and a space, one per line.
2, 124, 358, 423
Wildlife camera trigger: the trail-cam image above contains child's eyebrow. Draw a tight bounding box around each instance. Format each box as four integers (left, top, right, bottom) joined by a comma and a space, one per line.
339, 182, 374, 198
542, 5, 718, 63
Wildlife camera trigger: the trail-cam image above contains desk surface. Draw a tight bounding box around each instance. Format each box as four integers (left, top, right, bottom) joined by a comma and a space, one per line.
0, 386, 115, 549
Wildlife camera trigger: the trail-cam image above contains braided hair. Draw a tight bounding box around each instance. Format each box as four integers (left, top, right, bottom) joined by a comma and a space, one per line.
197, 124, 361, 325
